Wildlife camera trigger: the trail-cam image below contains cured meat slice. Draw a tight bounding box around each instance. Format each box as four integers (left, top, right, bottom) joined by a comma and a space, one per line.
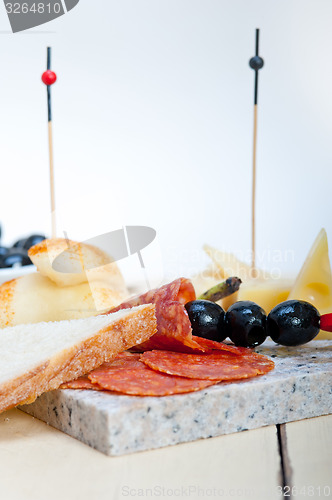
60, 352, 141, 390
60, 376, 103, 390
140, 350, 275, 381
88, 352, 217, 396
110, 278, 195, 310
108, 278, 203, 351
191, 336, 250, 355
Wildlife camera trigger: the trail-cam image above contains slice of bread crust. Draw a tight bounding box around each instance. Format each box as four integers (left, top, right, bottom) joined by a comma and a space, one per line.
0, 304, 156, 414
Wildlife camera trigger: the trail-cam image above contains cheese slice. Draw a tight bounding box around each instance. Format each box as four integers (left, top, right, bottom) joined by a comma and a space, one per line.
202, 245, 274, 310
237, 279, 292, 314
203, 245, 271, 282
288, 228, 332, 339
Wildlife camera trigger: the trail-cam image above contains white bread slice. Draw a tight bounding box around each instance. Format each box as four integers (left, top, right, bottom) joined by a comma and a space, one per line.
0, 304, 156, 414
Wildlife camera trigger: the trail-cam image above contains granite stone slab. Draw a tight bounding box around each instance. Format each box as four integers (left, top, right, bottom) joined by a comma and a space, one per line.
20, 340, 332, 456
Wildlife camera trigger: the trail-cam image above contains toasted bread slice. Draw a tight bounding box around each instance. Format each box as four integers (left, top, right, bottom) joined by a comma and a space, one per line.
0, 303, 156, 413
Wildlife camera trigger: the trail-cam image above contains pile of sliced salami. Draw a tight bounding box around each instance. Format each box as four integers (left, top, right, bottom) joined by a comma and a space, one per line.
60, 278, 275, 397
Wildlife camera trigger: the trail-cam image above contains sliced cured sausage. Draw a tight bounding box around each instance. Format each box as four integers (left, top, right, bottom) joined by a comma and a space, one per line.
108, 278, 204, 351
88, 352, 218, 396
109, 278, 195, 311
140, 350, 275, 381
60, 376, 103, 390
191, 336, 250, 355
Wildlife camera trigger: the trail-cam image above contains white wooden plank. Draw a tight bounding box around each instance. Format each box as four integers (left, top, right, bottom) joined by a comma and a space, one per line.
0, 409, 282, 500
283, 415, 332, 497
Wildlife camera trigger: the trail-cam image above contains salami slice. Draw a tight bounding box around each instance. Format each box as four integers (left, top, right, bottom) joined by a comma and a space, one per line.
60, 376, 103, 390
60, 352, 141, 390
191, 336, 250, 355
88, 352, 217, 396
108, 278, 203, 351
140, 350, 275, 381
110, 278, 195, 310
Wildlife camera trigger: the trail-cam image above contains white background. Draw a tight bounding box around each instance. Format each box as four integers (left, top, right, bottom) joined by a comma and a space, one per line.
0, 0, 331, 282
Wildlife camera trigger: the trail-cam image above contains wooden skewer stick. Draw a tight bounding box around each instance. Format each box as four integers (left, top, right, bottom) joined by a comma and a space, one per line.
252, 103, 258, 276
48, 122, 56, 238
42, 47, 57, 239
249, 29, 264, 278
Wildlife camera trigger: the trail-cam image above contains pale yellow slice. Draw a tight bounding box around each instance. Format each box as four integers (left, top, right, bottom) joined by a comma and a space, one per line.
288, 228, 332, 339
198, 245, 273, 310
203, 244, 270, 282
238, 279, 293, 314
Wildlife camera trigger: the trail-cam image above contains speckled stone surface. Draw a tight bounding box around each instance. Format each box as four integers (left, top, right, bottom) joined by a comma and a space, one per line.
21, 340, 332, 456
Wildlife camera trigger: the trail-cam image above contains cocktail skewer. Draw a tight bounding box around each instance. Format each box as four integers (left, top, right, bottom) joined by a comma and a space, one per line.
249, 29, 264, 277
41, 47, 57, 238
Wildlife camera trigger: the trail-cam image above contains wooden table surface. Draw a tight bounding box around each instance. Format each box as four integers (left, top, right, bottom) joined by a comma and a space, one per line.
0, 409, 331, 500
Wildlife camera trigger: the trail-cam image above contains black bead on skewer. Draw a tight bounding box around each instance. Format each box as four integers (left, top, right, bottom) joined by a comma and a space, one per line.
47, 47, 51, 122
249, 29, 264, 105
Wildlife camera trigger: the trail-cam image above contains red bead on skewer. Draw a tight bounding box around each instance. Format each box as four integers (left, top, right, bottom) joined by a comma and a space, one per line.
42, 70, 57, 86
319, 313, 332, 332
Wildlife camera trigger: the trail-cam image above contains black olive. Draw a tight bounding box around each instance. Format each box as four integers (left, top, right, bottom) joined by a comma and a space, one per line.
12, 238, 27, 248
185, 300, 226, 341
0, 246, 8, 257
12, 234, 46, 250
0, 249, 32, 268
225, 301, 267, 347
267, 300, 320, 346
23, 234, 46, 250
